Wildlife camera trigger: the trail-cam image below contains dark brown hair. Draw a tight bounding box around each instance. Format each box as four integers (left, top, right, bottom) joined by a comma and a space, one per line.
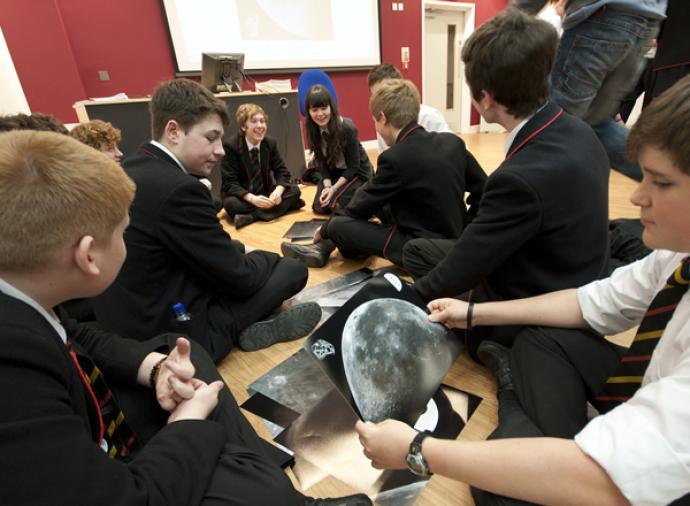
304, 84, 344, 169
461, 7, 558, 118
628, 75, 690, 174
367, 63, 403, 89
149, 78, 230, 140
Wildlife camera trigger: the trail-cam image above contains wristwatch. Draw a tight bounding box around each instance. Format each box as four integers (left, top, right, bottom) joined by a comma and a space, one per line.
405, 431, 433, 476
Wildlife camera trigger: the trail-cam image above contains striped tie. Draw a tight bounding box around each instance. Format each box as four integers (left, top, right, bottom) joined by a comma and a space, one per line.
249, 147, 264, 195
67, 340, 138, 459
593, 256, 690, 413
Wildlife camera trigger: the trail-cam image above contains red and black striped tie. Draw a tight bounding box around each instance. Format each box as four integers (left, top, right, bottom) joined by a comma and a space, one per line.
67, 340, 138, 459
594, 256, 690, 413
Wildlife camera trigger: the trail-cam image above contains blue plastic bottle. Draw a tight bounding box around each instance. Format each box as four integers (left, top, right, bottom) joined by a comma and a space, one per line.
172, 302, 192, 322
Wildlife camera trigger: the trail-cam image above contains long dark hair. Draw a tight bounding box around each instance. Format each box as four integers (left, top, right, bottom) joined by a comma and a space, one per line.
304, 85, 344, 169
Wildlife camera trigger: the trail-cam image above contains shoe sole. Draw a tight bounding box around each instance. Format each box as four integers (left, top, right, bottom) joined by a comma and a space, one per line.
280, 243, 328, 268
238, 302, 322, 351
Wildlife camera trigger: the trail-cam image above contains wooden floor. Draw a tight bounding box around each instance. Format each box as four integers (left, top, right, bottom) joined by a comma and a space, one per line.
216, 132, 640, 505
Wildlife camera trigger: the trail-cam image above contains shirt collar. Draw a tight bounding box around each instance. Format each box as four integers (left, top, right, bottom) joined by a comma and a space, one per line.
245, 138, 261, 152
0, 277, 67, 343
150, 140, 187, 174
503, 103, 548, 156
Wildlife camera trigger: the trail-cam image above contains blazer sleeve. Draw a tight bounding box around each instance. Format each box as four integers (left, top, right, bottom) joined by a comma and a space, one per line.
341, 120, 364, 181
266, 138, 292, 187
157, 180, 280, 297
220, 141, 250, 200
463, 151, 488, 220
415, 170, 541, 300
0, 328, 226, 506
341, 151, 401, 219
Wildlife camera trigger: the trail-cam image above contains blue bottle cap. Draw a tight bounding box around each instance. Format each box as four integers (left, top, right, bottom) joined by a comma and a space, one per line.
172, 302, 186, 316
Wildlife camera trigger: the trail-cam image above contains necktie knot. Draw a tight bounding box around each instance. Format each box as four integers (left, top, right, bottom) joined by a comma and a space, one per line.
250, 147, 259, 162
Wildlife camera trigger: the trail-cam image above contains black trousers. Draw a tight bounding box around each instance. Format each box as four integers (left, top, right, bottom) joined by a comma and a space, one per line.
472, 326, 627, 506
222, 184, 302, 221
201, 258, 308, 361
312, 176, 365, 215
113, 334, 305, 506
325, 215, 414, 267
402, 237, 455, 280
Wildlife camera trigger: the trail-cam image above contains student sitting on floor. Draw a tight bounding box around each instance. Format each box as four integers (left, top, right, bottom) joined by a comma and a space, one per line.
70, 119, 124, 162
92, 79, 321, 362
0, 129, 370, 506
220, 103, 304, 229
302, 84, 372, 215
282, 79, 485, 269
357, 75, 690, 506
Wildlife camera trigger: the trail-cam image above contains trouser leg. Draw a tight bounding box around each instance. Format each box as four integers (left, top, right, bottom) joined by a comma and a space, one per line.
326, 215, 411, 266
223, 196, 256, 217
223, 258, 309, 334
402, 238, 455, 280
511, 326, 623, 438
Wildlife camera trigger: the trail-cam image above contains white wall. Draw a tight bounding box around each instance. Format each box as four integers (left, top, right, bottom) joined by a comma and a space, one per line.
0, 27, 30, 115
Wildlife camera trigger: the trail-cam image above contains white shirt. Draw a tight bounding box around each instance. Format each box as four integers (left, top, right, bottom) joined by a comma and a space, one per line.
574, 250, 690, 505
150, 140, 187, 173
377, 104, 452, 153
503, 117, 530, 157
0, 277, 67, 343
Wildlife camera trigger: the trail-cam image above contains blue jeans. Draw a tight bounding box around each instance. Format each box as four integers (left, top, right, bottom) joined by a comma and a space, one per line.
551, 8, 660, 181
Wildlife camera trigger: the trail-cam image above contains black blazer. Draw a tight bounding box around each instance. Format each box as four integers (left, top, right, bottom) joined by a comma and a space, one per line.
415, 103, 610, 301
315, 118, 372, 182
220, 133, 293, 199
341, 122, 487, 239
93, 143, 280, 357
0, 293, 226, 506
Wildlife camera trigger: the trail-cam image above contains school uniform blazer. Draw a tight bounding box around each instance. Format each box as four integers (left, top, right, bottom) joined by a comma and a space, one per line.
316, 118, 372, 183
338, 122, 487, 239
415, 102, 610, 301
220, 133, 293, 199
0, 293, 226, 506
93, 143, 280, 351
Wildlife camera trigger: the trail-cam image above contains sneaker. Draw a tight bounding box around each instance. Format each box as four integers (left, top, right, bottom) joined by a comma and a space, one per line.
303, 493, 372, 506
476, 340, 515, 393
234, 213, 255, 229
281, 242, 333, 268
238, 302, 322, 351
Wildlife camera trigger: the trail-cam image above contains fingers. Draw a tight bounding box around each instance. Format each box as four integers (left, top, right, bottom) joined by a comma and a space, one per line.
165, 359, 194, 381
169, 375, 195, 400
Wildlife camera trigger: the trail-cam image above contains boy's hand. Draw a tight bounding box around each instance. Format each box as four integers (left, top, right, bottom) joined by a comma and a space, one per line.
167, 378, 224, 423
156, 337, 196, 411
252, 195, 275, 209
355, 419, 417, 470
269, 187, 284, 205
427, 298, 469, 328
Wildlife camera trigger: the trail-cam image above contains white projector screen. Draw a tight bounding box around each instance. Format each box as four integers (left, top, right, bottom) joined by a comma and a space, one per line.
162, 0, 381, 73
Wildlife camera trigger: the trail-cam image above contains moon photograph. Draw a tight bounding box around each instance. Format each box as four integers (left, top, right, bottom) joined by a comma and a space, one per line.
341, 298, 457, 423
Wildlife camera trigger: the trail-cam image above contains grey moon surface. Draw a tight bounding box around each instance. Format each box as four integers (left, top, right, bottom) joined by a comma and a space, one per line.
341, 298, 454, 422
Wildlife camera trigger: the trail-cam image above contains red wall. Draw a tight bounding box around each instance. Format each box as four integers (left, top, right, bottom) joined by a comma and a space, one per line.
0, 0, 507, 136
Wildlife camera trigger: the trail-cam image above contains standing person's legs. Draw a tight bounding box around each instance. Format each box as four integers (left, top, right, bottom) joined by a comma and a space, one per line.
550, 10, 659, 181
402, 238, 455, 279
326, 215, 411, 266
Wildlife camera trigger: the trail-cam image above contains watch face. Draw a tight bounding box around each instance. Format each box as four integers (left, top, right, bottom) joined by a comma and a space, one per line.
406, 452, 428, 476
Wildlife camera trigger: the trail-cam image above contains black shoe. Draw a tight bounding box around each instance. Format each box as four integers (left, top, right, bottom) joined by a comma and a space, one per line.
281, 242, 333, 268
238, 302, 322, 351
234, 213, 255, 229
304, 493, 372, 506
295, 198, 306, 210
477, 340, 515, 393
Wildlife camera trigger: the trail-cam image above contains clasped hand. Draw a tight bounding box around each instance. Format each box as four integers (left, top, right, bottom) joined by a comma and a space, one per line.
156, 337, 223, 423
